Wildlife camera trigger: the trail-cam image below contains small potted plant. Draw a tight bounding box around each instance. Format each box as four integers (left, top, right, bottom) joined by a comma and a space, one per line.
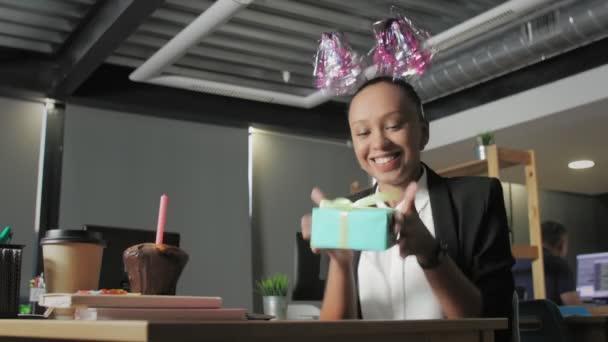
256, 273, 288, 320
475, 131, 495, 160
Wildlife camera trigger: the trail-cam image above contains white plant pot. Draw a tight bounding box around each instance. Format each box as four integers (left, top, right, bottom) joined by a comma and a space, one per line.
475, 145, 488, 160
263, 296, 288, 320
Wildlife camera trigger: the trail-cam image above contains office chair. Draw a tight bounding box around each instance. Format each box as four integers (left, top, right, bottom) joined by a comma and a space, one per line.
512, 291, 520, 342
518, 300, 568, 342
512, 259, 533, 301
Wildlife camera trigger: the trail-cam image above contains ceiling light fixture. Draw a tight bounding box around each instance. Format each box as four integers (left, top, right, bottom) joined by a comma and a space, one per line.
568, 160, 595, 170
44, 98, 56, 111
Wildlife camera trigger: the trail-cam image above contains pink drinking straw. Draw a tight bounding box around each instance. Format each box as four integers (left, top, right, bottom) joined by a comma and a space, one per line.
155, 194, 168, 245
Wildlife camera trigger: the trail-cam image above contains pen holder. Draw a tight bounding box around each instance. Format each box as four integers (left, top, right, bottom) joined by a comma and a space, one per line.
0, 244, 25, 318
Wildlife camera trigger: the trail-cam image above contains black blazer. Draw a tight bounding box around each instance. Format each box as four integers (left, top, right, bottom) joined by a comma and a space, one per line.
351, 165, 515, 320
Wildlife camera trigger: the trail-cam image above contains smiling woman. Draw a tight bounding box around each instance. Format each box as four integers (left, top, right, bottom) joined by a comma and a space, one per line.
348, 78, 428, 193
300, 76, 515, 342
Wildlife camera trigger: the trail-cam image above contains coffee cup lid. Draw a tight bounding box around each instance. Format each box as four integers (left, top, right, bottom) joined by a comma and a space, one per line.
40, 229, 106, 247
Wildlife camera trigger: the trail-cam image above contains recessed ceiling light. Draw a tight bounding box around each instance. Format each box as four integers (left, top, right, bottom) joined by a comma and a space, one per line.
568, 160, 595, 170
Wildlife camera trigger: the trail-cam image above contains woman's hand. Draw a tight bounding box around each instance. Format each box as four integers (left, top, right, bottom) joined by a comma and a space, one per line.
300, 187, 354, 267
394, 182, 438, 263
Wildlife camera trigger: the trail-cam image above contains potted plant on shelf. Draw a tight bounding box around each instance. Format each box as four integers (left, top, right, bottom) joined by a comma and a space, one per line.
475, 131, 495, 160
256, 273, 288, 320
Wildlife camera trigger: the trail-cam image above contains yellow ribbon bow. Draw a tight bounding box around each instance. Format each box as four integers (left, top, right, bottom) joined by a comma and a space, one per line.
319, 190, 400, 210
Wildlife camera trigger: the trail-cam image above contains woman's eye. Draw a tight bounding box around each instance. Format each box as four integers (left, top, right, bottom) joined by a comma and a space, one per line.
356, 131, 370, 137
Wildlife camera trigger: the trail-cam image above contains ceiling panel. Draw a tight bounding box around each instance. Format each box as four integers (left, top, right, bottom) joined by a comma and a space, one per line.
0, 0, 97, 54
107, 54, 312, 96
109, 0, 507, 97
125, 34, 311, 75
0, 0, 88, 19
115, 44, 313, 88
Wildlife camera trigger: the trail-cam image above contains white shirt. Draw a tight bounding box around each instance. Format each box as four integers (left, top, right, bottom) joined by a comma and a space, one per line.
357, 167, 443, 319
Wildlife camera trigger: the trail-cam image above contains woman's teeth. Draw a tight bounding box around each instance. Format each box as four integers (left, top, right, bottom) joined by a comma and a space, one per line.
374, 155, 397, 164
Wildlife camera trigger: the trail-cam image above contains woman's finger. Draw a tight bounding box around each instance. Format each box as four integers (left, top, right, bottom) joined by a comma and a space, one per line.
398, 238, 410, 259
311, 187, 326, 206
396, 181, 418, 215
301, 213, 312, 240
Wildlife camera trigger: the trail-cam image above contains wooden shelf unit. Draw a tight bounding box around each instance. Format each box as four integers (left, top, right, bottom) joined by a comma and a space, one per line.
437, 144, 546, 299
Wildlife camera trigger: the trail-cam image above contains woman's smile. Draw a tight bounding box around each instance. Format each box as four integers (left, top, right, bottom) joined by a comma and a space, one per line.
371, 152, 402, 172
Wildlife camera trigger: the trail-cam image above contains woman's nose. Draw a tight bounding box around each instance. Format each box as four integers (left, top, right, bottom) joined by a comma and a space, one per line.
371, 131, 390, 150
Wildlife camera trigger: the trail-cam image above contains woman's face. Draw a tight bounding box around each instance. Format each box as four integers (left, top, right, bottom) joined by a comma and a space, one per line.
348, 82, 428, 188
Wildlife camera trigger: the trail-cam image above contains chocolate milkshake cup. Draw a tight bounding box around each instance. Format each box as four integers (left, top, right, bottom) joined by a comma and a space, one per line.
123, 243, 188, 295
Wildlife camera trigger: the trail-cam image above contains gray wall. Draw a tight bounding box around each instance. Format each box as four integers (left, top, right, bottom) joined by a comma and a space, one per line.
0, 96, 45, 299
506, 183, 608, 271
251, 131, 369, 308
59, 104, 252, 309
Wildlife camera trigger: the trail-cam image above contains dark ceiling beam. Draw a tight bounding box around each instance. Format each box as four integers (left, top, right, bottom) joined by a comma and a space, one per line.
49, 0, 165, 98
71, 64, 351, 139
0, 48, 55, 97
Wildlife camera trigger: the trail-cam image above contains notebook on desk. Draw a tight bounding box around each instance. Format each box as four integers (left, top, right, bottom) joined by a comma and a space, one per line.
39, 293, 222, 309
75, 307, 247, 321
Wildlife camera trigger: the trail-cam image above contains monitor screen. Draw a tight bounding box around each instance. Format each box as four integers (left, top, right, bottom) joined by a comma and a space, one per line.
576, 252, 608, 299
291, 232, 327, 301
83, 225, 180, 291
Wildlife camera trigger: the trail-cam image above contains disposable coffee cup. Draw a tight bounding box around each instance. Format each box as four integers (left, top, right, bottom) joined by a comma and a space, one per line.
40, 230, 105, 319
0, 244, 25, 318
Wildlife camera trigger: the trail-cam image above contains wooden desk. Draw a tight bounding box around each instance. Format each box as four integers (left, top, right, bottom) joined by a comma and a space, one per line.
565, 316, 608, 342
0, 318, 507, 342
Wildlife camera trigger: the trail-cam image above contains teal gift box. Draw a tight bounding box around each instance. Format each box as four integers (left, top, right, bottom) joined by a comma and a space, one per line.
311, 207, 396, 251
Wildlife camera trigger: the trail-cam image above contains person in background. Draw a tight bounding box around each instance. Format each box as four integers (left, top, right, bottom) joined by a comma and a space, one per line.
542, 220, 584, 305
301, 76, 514, 342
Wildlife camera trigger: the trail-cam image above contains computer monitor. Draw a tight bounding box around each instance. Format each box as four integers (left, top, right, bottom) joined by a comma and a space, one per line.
291, 232, 327, 301
83, 225, 180, 290
576, 252, 608, 300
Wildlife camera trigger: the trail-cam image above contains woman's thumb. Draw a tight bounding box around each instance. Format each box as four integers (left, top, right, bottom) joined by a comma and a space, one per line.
395, 181, 417, 215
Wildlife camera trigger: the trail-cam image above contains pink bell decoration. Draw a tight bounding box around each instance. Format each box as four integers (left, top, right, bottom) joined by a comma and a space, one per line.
372, 12, 433, 79
313, 32, 365, 95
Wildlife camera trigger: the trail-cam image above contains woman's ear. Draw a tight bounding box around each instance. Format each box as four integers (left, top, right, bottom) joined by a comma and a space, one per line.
419, 120, 430, 151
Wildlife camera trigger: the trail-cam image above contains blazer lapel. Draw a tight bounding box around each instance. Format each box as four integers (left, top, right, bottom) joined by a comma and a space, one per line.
425, 165, 460, 264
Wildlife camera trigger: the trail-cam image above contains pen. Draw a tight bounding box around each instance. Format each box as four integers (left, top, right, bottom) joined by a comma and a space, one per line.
0, 226, 12, 244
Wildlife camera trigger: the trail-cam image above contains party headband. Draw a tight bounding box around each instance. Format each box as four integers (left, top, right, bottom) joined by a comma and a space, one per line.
313, 9, 434, 95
